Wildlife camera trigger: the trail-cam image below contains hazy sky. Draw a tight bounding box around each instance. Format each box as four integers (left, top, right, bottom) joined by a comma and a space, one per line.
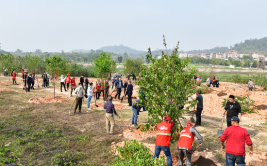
0, 0, 266, 52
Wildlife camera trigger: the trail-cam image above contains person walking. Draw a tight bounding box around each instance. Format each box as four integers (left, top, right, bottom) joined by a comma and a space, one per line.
60, 75, 67, 92
154, 116, 174, 166
223, 95, 241, 127
27, 74, 32, 92
46, 72, 50, 87
104, 96, 120, 135
206, 77, 211, 87
42, 71, 47, 87
65, 74, 71, 90
85, 76, 89, 95
31, 74, 35, 90
115, 77, 123, 100
104, 79, 109, 101
12, 71, 17, 84
192, 90, 203, 127
177, 122, 204, 166
87, 83, 93, 110
70, 77, 77, 97
74, 83, 84, 114
127, 81, 133, 106
95, 80, 101, 99
131, 97, 141, 126
220, 116, 253, 166
80, 75, 84, 89
248, 79, 254, 91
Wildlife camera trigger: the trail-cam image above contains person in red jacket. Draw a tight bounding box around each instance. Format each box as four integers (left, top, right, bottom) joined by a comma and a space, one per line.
220, 116, 253, 166
12, 71, 17, 84
22, 67, 24, 79
70, 77, 76, 97
177, 122, 203, 166
100, 80, 105, 100
65, 74, 71, 90
95, 80, 101, 99
154, 116, 174, 166
196, 75, 202, 86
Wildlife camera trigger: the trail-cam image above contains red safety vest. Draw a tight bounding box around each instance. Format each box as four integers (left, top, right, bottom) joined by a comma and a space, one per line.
12, 72, 16, 79
101, 83, 104, 91
96, 82, 100, 92
155, 121, 172, 147
177, 126, 195, 150
71, 79, 76, 88
22, 69, 24, 73
66, 76, 71, 83
196, 78, 201, 85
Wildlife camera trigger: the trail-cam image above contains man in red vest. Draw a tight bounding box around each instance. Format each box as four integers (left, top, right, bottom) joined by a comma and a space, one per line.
177, 122, 203, 166
12, 71, 17, 84
154, 116, 174, 166
66, 74, 71, 90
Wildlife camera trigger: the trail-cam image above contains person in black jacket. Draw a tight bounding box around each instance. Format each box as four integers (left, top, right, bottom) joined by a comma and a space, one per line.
216, 78, 219, 88
27, 74, 32, 92
84, 76, 89, 95
42, 71, 47, 87
127, 81, 133, 106
128, 72, 136, 85
80, 75, 84, 89
223, 95, 242, 127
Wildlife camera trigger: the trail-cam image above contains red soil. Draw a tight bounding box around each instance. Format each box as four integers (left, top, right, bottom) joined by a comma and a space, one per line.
29, 96, 72, 104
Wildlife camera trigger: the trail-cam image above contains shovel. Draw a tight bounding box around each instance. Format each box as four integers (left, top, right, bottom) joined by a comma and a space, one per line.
183, 144, 202, 164
217, 118, 224, 137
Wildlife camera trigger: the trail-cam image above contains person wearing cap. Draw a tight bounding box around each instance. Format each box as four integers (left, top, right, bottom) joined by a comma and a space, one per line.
154, 116, 174, 166
223, 95, 241, 127
65, 74, 71, 90
104, 96, 120, 135
74, 83, 84, 114
87, 82, 93, 110
70, 77, 77, 97
220, 116, 253, 166
177, 122, 203, 166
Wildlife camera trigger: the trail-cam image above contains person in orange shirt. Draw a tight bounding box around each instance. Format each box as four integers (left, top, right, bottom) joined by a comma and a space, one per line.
100, 80, 105, 100
154, 116, 174, 166
12, 71, 17, 84
95, 80, 101, 99
65, 74, 71, 90
70, 77, 76, 97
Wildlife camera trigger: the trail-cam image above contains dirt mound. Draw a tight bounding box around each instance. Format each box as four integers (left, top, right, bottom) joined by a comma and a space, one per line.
257, 105, 267, 110
123, 125, 157, 141
29, 96, 72, 104
217, 92, 227, 97
91, 103, 128, 110
246, 152, 267, 166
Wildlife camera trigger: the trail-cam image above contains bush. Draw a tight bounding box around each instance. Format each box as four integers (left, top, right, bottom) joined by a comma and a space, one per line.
51, 150, 88, 166
230, 75, 247, 84
69, 63, 97, 77
222, 96, 256, 114
110, 140, 167, 166
252, 74, 267, 90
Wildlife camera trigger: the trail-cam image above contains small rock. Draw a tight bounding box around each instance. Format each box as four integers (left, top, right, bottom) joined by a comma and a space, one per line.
5, 142, 11, 147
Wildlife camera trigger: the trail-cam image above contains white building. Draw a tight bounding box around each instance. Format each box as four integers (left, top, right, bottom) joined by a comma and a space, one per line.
179, 53, 187, 58
225, 50, 239, 59
216, 53, 224, 59
252, 53, 263, 60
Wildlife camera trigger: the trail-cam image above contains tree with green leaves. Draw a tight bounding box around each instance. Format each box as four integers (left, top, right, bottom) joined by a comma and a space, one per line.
0, 53, 15, 80
118, 56, 123, 63
45, 55, 69, 98
123, 59, 144, 76
25, 54, 42, 87
137, 36, 198, 136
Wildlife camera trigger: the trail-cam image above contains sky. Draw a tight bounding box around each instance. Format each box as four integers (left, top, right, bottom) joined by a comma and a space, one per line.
0, 0, 266, 52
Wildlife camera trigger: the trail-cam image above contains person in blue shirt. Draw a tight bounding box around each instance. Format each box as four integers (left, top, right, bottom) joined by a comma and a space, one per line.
115, 77, 123, 100
132, 97, 141, 126
104, 96, 120, 134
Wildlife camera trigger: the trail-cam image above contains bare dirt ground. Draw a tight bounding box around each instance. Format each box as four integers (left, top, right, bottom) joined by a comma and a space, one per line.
1, 76, 267, 165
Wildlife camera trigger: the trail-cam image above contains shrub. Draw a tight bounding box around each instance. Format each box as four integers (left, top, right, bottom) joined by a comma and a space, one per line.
110, 140, 167, 166
51, 150, 87, 166
230, 75, 247, 84
222, 96, 256, 114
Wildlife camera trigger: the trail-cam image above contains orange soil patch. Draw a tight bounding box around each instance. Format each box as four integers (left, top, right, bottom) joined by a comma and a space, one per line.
203, 82, 267, 120
29, 96, 72, 104
246, 152, 267, 166
91, 103, 128, 110
123, 124, 157, 141
0, 88, 16, 92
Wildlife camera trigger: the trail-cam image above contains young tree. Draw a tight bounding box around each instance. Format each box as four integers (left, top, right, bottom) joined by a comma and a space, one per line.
123, 59, 143, 76
45, 55, 69, 98
25, 54, 42, 87
0, 53, 15, 80
118, 56, 123, 63
138, 36, 198, 136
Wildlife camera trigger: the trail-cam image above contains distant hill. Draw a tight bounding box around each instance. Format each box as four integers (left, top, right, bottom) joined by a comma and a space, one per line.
231, 37, 267, 55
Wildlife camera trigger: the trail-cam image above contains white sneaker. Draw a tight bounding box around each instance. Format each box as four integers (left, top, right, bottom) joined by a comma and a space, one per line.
87, 108, 91, 110
69, 94, 72, 97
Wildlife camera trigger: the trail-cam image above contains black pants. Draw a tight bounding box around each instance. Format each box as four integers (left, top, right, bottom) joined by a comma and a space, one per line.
96, 92, 100, 99
67, 83, 70, 90
22, 73, 24, 79
31, 82, 34, 89
178, 149, 192, 166
249, 87, 253, 91
128, 92, 132, 106
74, 98, 83, 113
115, 88, 121, 99
12, 79, 16, 84
27, 83, 31, 92
227, 117, 232, 127
70, 88, 75, 95
104, 90, 109, 99
124, 89, 127, 96
43, 79, 46, 87
61, 82, 66, 92
47, 79, 49, 87
196, 107, 203, 125
216, 84, 219, 88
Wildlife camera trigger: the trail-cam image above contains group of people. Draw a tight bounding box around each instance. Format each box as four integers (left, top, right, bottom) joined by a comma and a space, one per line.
42, 71, 50, 87
206, 75, 219, 88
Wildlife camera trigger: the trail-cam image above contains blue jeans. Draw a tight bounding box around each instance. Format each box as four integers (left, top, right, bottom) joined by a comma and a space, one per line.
226, 153, 245, 166
131, 108, 138, 126
154, 146, 172, 166
87, 96, 92, 108
134, 79, 136, 85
